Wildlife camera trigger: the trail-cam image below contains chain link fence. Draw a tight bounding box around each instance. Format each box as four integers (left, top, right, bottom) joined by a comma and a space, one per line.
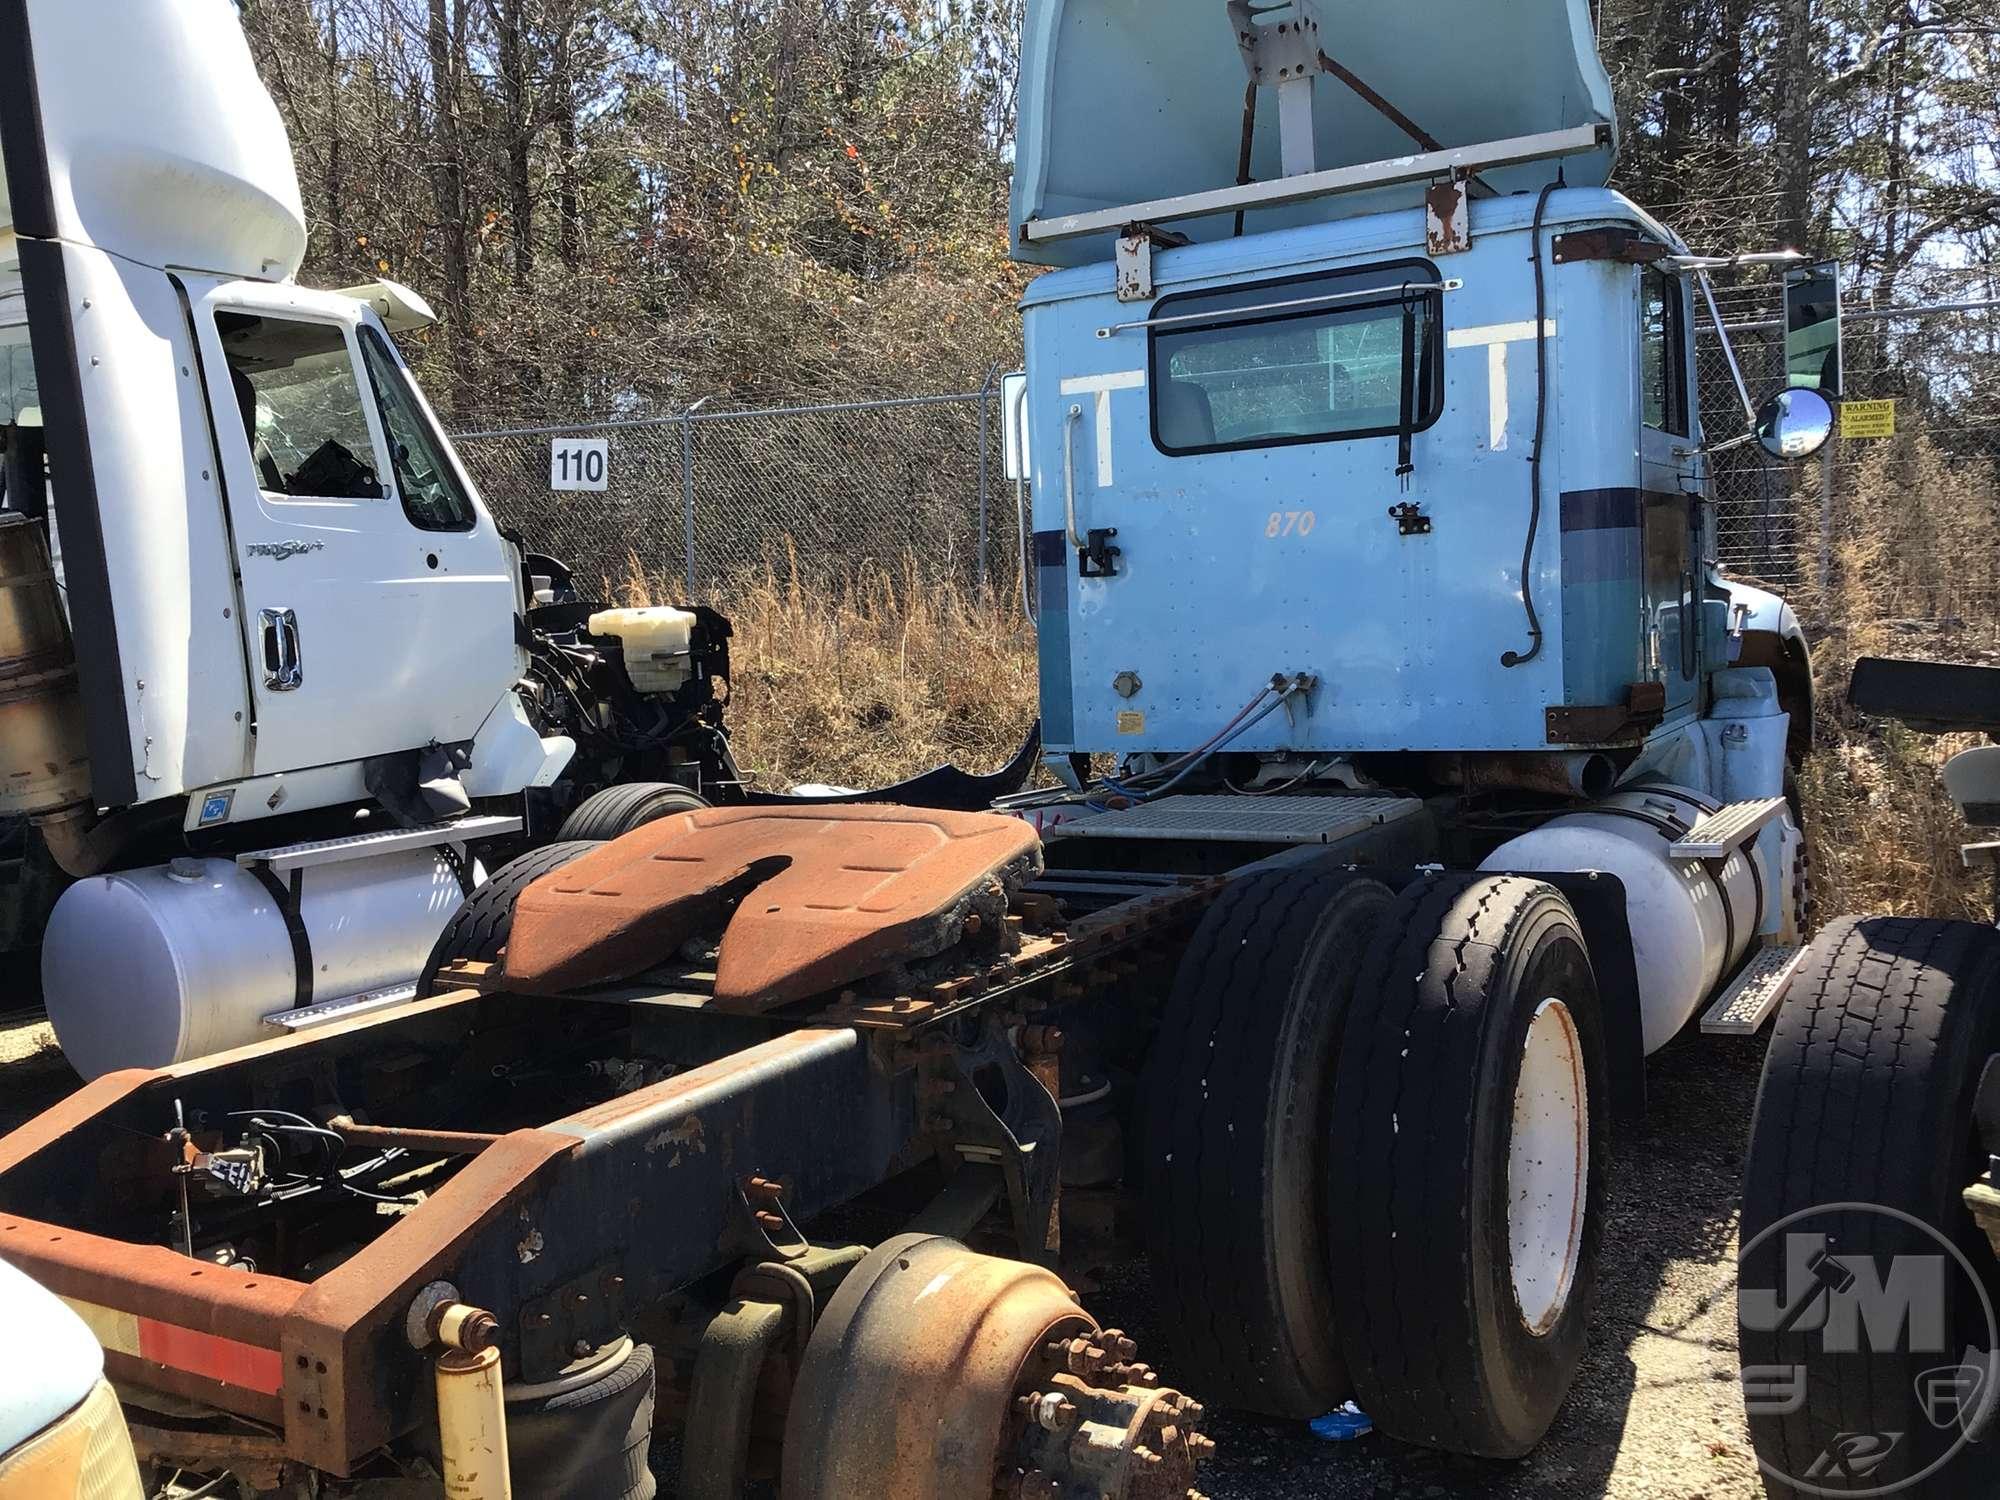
1700, 267, 2000, 650
451, 386, 1010, 598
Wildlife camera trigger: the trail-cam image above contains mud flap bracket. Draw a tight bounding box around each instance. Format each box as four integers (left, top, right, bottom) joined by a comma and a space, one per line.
924, 1018, 1062, 1262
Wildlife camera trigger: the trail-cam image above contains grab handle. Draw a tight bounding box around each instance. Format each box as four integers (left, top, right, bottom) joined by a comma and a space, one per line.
1061, 402, 1086, 553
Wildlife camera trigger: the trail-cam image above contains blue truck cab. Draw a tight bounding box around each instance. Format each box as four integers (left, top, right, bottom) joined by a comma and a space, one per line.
1009, 0, 1813, 786
987, 1, 1826, 1462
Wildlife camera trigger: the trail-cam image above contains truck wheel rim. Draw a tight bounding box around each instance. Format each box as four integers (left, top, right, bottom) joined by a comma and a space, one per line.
1508, 997, 1589, 1336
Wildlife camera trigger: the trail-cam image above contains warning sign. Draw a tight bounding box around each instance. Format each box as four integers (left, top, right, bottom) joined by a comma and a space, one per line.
1840, 399, 1896, 439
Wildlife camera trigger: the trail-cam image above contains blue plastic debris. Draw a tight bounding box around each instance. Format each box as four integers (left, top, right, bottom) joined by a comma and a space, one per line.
1309, 1402, 1373, 1441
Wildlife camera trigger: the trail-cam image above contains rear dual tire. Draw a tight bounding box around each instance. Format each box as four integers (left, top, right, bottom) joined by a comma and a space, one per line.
1331, 872, 1608, 1458
1141, 868, 1607, 1457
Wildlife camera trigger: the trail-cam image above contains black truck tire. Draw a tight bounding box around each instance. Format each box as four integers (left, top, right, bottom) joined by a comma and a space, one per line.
505, 1340, 657, 1500
1139, 867, 1395, 1418
416, 839, 599, 995
1329, 873, 1608, 1458
1740, 916, 2000, 1498
558, 782, 708, 841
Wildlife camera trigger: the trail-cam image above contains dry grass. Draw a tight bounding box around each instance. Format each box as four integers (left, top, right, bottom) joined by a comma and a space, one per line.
1790, 431, 2000, 923
620, 550, 1039, 793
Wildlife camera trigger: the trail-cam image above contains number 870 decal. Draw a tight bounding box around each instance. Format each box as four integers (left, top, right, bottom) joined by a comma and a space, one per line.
1265, 510, 1317, 538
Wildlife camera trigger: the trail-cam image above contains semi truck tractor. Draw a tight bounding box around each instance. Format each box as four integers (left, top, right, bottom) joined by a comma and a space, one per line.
0, 0, 744, 1077
0, 1, 1837, 1496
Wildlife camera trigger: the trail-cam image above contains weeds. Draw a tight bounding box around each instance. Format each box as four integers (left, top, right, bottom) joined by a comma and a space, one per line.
620, 549, 1039, 794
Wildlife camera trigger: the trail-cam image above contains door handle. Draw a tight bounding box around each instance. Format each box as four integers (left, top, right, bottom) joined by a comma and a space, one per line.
259, 607, 303, 691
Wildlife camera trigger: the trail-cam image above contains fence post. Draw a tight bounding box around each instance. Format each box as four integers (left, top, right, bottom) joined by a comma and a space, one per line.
681, 399, 705, 597
1815, 438, 1835, 623
976, 365, 998, 592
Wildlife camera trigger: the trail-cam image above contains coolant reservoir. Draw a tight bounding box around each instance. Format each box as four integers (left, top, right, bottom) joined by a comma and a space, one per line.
0, 512, 90, 815
589, 607, 698, 695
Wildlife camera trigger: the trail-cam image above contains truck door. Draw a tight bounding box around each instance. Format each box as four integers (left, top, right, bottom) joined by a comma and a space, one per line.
1638, 266, 1699, 718
187, 282, 522, 777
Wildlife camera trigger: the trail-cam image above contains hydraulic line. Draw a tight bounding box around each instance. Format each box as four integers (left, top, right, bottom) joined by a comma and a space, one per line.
1134, 692, 1292, 799
1105, 679, 1306, 802
1502, 178, 1561, 669
1112, 683, 1276, 791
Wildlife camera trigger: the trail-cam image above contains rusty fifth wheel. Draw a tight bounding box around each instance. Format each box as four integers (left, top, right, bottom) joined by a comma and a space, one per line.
781, 1233, 1211, 1499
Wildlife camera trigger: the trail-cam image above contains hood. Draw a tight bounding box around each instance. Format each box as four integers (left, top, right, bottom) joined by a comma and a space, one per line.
1010, 0, 1616, 267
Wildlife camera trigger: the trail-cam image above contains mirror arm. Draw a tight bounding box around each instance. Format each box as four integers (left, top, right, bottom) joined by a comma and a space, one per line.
1694, 269, 1758, 427
1674, 429, 1761, 459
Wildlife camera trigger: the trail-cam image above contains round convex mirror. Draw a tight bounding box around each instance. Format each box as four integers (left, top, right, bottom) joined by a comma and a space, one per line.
1755, 386, 1835, 460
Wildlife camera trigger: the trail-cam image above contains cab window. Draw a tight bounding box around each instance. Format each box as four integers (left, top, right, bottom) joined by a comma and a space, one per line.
1641, 268, 1690, 436
1150, 262, 1444, 455
218, 313, 384, 499
358, 327, 478, 532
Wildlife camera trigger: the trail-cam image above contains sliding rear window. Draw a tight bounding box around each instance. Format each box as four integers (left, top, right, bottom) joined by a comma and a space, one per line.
1149, 261, 1444, 456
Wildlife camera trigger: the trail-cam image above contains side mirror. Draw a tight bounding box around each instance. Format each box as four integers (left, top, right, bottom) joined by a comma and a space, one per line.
1784, 260, 1842, 396
1000, 371, 1030, 482
1755, 386, 1834, 460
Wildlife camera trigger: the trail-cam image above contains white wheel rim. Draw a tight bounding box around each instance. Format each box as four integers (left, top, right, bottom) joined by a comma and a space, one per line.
1508, 997, 1589, 1336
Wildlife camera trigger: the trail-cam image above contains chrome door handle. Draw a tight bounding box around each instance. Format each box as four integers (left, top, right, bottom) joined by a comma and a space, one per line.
259, 607, 302, 691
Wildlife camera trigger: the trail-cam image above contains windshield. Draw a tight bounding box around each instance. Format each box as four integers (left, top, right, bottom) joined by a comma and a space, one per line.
357, 326, 478, 532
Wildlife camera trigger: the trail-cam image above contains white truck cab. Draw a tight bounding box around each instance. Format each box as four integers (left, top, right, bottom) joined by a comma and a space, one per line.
0, 0, 736, 1076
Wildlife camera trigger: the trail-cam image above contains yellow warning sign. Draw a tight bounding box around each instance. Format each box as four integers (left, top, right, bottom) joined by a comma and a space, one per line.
1116, 711, 1145, 736
1840, 399, 1896, 439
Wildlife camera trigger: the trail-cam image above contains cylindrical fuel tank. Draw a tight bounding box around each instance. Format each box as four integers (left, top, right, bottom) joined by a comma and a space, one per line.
0, 513, 90, 815
1479, 785, 1761, 1054
42, 849, 469, 1077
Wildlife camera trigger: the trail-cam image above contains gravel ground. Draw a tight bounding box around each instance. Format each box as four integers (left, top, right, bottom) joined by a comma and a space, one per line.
0, 1012, 1769, 1500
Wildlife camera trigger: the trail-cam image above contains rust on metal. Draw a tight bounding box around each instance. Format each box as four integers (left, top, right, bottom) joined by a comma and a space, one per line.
504, 805, 1041, 1008
127, 1421, 289, 1490
1425, 179, 1469, 256
282, 1127, 579, 1472
326, 1115, 502, 1157
0, 1216, 306, 1423
782, 1233, 1210, 1499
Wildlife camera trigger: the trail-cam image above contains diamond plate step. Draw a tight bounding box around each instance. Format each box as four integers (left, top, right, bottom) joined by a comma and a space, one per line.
1669, 796, 1788, 860
1043, 794, 1422, 846
1700, 943, 1806, 1036
262, 981, 420, 1032
236, 814, 521, 874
